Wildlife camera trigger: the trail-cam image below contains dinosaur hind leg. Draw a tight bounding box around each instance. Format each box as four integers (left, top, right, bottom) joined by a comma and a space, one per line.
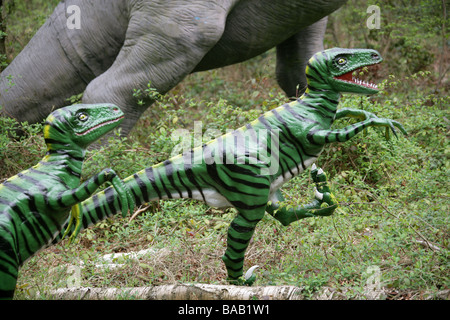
266, 165, 337, 226
222, 206, 266, 284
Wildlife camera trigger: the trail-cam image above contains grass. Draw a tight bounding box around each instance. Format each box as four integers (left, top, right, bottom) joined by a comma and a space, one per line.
1, 0, 448, 300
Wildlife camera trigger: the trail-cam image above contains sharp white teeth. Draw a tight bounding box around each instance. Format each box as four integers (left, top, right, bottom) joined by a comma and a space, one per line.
352, 77, 378, 89
351, 77, 377, 89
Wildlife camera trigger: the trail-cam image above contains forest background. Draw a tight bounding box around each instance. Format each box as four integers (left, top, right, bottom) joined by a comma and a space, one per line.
0, 0, 448, 300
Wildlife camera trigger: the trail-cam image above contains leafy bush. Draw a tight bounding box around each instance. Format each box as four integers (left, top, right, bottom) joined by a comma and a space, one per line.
0, 111, 44, 179
327, 0, 447, 86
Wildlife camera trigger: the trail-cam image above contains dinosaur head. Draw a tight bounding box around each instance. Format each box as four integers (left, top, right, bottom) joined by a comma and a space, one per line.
43, 103, 124, 149
306, 48, 382, 94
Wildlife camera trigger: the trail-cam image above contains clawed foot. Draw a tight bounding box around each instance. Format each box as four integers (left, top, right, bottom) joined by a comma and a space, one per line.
227, 265, 259, 286
111, 176, 136, 218
62, 203, 82, 244
370, 117, 407, 140
62, 179, 135, 244
336, 108, 407, 140
359, 112, 407, 140
310, 164, 337, 216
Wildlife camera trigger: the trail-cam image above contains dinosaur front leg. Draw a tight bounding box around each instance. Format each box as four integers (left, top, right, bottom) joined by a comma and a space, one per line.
335, 107, 379, 121
334, 108, 381, 136
266, 165, 337, 227
60, 168, 135, 243
308, 116, 407, 145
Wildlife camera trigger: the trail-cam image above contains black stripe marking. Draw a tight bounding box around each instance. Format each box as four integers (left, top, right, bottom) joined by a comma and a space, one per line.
226, 265, 243, 273
222, 166, 268, 189
164, 160, 183, 198
224, 252, 244, 264
28, 168, 72, 189
45, 149, 84, 162
44, 121, 65, 135
144, 167, 162, 200
175, 170, 191, 199
306, 62, 326, 83
272, 109, 307, 170
230, 222, 254, 233
227, 244, 247, 254
205, 163, 258, 197
184, 151, 205, 202
227, 233, 249, 245
284, 104, 319, 124
44, 138, 70, 147
133, 173, 147, 204
231, 200, 267, 211
303, 92, 336, 114
155, 166, 173, 199
307, 129, 320, 145
92, 194, 105, 222
320, 93, 339, 106
305, 72, 323, 84
104, 186, 120, 214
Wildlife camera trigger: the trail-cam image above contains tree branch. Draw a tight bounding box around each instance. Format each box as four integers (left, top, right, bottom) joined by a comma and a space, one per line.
42, 284, 304, 300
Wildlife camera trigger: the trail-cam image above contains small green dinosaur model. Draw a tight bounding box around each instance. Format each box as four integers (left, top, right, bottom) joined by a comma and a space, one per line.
0, 103, 135, 299
66, 48, 406, 286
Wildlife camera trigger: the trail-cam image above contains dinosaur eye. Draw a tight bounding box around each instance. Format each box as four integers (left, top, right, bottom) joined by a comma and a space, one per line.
77, 112, 89, 122
336, 57, 347, 65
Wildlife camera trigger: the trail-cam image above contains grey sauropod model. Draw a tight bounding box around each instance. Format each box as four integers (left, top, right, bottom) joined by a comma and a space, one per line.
0, 0, 347, 135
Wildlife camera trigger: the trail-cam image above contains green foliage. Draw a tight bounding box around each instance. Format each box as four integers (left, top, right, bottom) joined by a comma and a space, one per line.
0, 31, 7, 70
82, 130, 162, 182
0, 111, 44, 178
327, 0, 448, 88
66, 93, 83, 105
2, 0, 448, 299
1, 0, 59, 59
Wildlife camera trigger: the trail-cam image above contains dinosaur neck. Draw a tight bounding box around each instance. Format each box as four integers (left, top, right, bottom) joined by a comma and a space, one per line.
296, 84, 341, 124
39, 141, 85, 181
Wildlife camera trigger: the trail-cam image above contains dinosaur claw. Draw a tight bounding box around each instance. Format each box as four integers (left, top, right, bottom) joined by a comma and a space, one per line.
244, 265, 259, 280
311, 163, 317, 171
317, 168, 324, 175
314, 187, 324, 200
243, 265, 259, 286
389, 124, 398, 139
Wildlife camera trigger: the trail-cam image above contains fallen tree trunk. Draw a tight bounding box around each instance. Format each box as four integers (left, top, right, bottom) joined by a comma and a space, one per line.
44, 284, 304, 300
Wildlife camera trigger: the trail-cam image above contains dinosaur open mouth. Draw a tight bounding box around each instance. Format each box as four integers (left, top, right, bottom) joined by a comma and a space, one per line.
75, 115, 124, 136
335, 64, 380, 89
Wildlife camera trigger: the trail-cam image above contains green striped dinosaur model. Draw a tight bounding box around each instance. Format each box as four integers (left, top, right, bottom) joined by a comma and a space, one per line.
0, 103, 135, 299
66, 47, 406, 286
